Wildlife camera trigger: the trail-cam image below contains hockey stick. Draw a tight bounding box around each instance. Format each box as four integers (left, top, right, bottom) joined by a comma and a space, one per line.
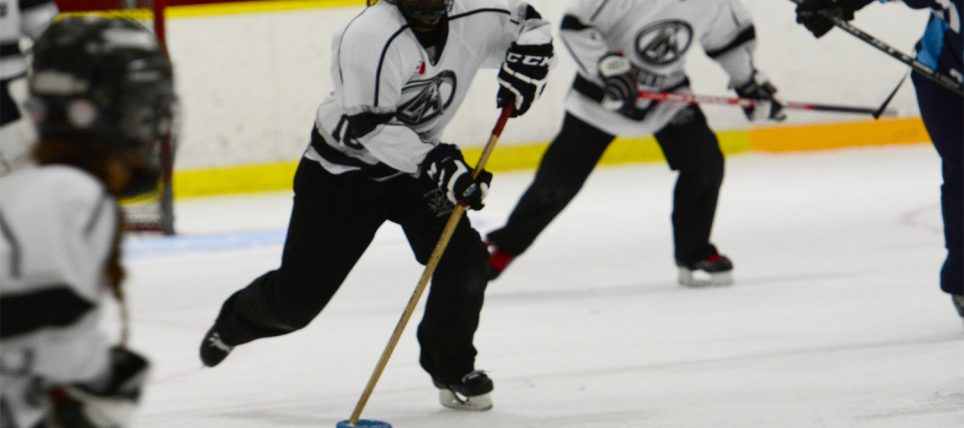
787, 0, 964, 97
341, 104, 514, 428
873, 71, 909, 119
637, 90, 898, 117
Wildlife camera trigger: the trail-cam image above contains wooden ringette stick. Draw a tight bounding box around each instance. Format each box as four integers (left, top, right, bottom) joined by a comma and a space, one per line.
346, 104, 514, 427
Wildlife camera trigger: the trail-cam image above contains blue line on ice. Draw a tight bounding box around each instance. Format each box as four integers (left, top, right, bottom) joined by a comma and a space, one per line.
123, 229, 286, 260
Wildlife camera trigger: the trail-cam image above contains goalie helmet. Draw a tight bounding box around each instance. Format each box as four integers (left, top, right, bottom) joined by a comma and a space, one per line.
383, 0, 454, 32
27, 16, 176, 197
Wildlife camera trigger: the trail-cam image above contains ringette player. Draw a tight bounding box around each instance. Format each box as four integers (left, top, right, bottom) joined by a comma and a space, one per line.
199, 0, 554, 410
796, 0, 963, 320
487, 0, 786, 287
0, 17, 176, 427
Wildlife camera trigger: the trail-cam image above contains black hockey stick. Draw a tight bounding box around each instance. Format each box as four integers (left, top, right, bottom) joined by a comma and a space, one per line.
787, 0, 964, 97
339, 104, 514, 428
637, 90, 898, 117
873, 71, 909, 119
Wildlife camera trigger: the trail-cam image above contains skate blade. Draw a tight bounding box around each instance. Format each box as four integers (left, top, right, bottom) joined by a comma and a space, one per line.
438, 389, 493, 411
678, 269, 733, 287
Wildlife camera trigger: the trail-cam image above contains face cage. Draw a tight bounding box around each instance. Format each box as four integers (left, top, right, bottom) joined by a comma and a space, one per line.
117, 88, 177, 198
397, 0, 453, 31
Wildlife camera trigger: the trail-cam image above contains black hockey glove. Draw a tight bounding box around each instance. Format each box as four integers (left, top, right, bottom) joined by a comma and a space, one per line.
497, 41, 553, 117
597, 53, 638, 115
50, 346, 150, 427
422, 143, 492, 210
734, 72, 787, 122
795, 0, 872, 38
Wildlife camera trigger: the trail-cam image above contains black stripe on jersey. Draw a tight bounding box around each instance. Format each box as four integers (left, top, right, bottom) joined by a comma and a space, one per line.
590, 0, 612, 22
310, 126, 400, 179
19, 0, 51, 10
0, 210, 20, 279
0, 42, 22, 59
83, 193, 110, 238
573, 74, 691, 101
705, 26, 756, 59
348, 111, 395, 139
1, 286, 96, 339
373, 8, 511, 106
560, 15, 592, 32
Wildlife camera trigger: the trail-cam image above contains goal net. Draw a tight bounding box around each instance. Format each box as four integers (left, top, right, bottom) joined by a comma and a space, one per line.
57, 0, 176, 235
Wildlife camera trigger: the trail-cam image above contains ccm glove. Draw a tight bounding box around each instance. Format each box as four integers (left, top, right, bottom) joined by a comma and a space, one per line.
795, 0, 872, 38
497, 20, 554, 117
50, 346, 150, 428
598, 53, 637, 114
423, 143, 493, 210
734, 72, 787, 122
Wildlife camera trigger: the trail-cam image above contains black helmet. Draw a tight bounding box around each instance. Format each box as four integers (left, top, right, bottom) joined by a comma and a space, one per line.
384, 0, 453, 32
28, 16, 176, 197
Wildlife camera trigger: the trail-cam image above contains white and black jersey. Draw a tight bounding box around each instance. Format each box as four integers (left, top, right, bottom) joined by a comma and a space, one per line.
0, 0, 58, 81
560, 0, 759, 136
306, 0, 549, 180
0, 165, 117, 428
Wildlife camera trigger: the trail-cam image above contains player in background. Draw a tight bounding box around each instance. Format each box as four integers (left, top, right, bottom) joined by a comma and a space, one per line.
199, 0, 553, 410
0, 17, 176, 427
0, 0, 58, 176
486, 0, 786, 287
796, 0, 963, 320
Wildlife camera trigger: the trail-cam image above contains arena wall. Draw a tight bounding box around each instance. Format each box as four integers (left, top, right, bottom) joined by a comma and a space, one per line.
146, 0, 929, 196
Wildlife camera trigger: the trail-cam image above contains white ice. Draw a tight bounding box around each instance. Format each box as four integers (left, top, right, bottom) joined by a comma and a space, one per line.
121, 144, 963, 428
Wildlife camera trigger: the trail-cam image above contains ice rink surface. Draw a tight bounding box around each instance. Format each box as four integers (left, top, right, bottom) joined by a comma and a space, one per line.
122, 144, 963, 428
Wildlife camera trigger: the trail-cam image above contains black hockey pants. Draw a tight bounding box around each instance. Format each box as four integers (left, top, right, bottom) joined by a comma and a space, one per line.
213, 158, 490, 383
913, 73, 963, 295
488, 107, 724, 264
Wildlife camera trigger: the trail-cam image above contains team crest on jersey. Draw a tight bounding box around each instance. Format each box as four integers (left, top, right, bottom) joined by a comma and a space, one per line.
635, 20, 693, 65
397, 70, 458, 127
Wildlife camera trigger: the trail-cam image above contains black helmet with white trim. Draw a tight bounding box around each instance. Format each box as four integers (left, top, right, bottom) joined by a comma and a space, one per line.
28, 16, 176, 197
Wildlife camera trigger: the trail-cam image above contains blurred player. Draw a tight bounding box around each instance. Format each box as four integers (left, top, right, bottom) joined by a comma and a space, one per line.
0, 0, 58, 176
486, 0, 786, 287
0, 16, 176, 427
796, 0, 963, 320
199, 0, 553, 410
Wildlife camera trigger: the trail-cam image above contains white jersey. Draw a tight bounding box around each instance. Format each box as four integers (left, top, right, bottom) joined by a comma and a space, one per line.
0, 0, 58, 80
561, 0, 759, 136
0, 165, 116, 428
307, 0, 548, 180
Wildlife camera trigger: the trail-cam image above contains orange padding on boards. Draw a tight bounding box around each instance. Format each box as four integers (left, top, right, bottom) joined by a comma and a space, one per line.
750, 117, 929, 152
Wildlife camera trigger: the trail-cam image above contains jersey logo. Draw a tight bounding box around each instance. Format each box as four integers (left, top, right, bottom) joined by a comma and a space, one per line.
635, 20, 693, 66
397, 70, 457, 127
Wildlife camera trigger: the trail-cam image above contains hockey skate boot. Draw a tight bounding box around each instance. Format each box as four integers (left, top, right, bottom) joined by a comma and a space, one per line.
677, 253, 734, 287
486, 242, 515, 280
434, 370, 494, 411
199, 325, 234, 367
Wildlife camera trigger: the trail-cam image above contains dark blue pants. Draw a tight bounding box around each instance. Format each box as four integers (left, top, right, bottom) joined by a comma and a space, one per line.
913, 73, 963, 295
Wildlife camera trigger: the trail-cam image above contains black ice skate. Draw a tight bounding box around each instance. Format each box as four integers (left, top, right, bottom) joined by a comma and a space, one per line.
434, 370, 494, 411
487, 242, 515, 280
677, 254, 734, 287
199, 325, 234, 367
